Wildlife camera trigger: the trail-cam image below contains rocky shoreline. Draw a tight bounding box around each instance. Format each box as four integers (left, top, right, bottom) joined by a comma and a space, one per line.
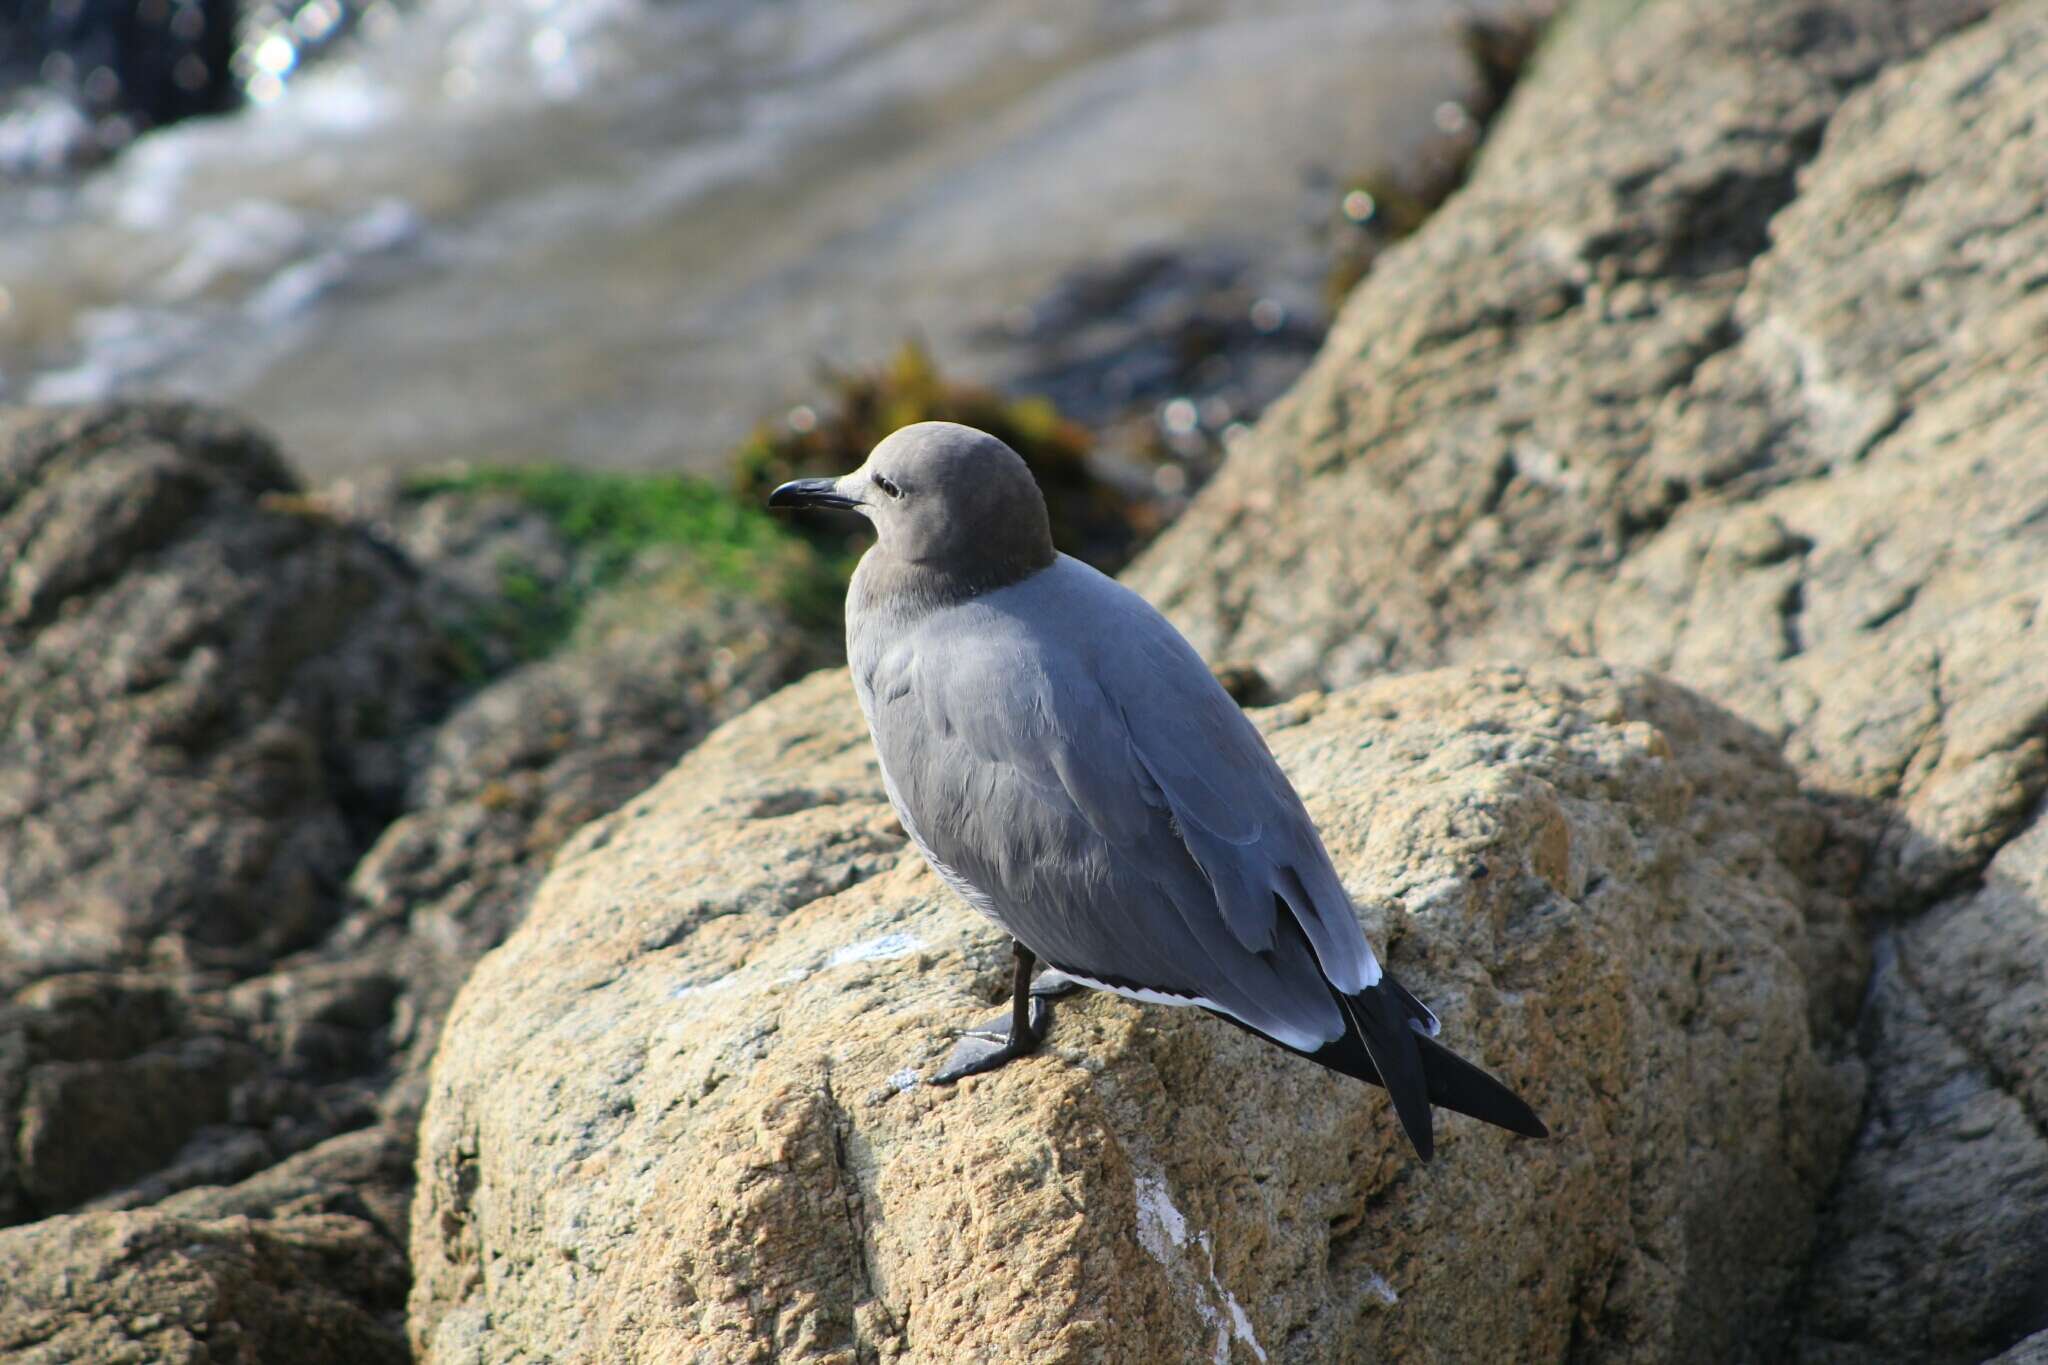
4, 0, 2046, 1360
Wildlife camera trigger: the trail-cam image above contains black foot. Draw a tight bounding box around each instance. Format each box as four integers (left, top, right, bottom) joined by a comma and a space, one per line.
1030, 969, 1086, 999
930, 996, 1050, 1084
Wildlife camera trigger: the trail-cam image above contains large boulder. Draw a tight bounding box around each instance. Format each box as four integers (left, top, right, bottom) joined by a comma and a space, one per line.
409, 662, 1862, 1363
408, 2, 2048, 1358
1125, 0, 2046, 908
1121, 0, 2048, 1357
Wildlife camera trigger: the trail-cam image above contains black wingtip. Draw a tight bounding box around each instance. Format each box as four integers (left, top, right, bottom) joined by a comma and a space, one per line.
1348, 984, 1435, 1162
1414, 1031, 1550, 1139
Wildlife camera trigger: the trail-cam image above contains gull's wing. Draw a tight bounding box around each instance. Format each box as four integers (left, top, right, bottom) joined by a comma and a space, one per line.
862, 557, 1385, 1051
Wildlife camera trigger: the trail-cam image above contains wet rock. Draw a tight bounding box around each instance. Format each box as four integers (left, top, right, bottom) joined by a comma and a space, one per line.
408, 663, 1862, 1363
0, 403, 461, 988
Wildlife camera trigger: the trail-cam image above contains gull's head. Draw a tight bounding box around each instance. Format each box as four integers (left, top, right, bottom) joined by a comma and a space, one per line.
767, 421, 1054, 584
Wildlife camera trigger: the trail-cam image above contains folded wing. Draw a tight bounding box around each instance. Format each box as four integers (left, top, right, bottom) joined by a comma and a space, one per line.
873, 558, 1382, 1051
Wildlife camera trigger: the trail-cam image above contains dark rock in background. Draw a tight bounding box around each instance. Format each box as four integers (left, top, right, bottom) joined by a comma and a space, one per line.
0, 403, 459, 990
0, 401, 828, 1353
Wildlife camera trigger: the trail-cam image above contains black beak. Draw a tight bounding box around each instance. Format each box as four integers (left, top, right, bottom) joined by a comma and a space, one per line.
767, 478, 862, 511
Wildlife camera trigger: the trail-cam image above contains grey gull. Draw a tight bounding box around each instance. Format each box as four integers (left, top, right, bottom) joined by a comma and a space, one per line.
769, 421, 1548, 1160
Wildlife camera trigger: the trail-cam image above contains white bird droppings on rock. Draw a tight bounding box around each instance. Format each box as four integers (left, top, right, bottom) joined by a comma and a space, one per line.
1134, 1168, 1266, 1364
826, 931, 924, 968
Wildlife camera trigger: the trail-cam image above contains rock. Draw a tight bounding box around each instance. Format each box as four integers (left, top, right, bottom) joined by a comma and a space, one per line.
1988, 1332, 2048, 1365
0, 1205, 409, 1364
0, 962, 396, 1230
1120, 3, 2048, 1358
0, 399, 826, 1268
0, 403, 461, 988
3, 1123, 423, 1361
156, 1124, 418, 1239
317, 469, 581, 679
0, 402, 470, 1225
409, 662, 1863, 1362
1124, 0, 2043, 908
1794, 811, 2048, 1363
335, 590, 827, 1117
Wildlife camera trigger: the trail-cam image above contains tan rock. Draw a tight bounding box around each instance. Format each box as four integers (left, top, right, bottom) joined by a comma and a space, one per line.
1120, 2, 2048, 1357
1125, 0, 2042, 909
410, 662, 1861, 1362
0, 1204, 408, 1364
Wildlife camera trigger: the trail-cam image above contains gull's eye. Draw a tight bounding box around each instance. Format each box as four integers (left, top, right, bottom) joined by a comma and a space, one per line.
873, 473, 903, 499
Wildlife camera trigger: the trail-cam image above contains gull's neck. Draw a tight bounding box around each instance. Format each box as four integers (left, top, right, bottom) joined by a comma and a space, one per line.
847, 542, 1055, 644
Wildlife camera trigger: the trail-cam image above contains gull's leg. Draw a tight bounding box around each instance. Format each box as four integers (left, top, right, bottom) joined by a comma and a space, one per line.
930, 941, 1050, 1083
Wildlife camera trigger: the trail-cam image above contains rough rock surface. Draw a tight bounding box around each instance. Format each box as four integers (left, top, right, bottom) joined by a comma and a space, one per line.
1796, 809, 2048, 1364
0, 402, 825, 1351
1120, 1, 2048, 1358
0, 1203, 409, 1364
410, 663, 1863, 1364
1126, 0, 2046, 908
334, 595, 828, 1117
0, 402, 460, 988
0, 1122, 423, 1363
11, 0, 2047, 1355
0, 403, 462, 1227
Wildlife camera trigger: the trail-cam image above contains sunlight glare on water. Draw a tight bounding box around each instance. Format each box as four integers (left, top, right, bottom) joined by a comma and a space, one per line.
0, 0, 1493, 478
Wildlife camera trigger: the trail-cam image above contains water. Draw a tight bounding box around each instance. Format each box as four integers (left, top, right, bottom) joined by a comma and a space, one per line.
0, 0, 1489, 479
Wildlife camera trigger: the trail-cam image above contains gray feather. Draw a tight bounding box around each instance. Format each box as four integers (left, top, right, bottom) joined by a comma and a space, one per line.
852, 554, 1382, 1052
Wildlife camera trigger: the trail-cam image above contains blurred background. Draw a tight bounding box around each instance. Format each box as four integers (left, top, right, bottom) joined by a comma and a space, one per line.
0, 0, 1534, 513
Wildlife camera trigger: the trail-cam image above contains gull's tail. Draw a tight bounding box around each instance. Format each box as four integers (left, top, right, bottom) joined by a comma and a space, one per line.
1335, 978, 1540, 1162
1340, 982, 1437, 1160
1317, 974, 1550, 1162
1201, 970, 1549, 1161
